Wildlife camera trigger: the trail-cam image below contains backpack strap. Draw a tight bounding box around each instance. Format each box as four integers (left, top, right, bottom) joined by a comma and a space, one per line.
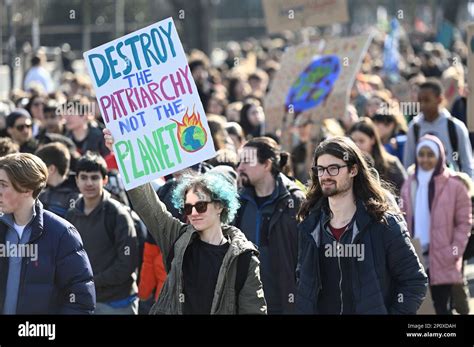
103, 202, 118, 244
447, 117, 462, 171
234, 250, 253, 313
413, 122, 420, 165
413, 122, 420, 144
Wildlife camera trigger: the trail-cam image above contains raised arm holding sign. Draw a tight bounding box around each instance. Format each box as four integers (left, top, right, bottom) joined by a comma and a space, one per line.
97, 18, 267, 315
103, 128, 267, 315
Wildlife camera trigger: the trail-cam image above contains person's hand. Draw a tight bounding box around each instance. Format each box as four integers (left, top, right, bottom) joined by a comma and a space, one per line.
103, 128, 114, 153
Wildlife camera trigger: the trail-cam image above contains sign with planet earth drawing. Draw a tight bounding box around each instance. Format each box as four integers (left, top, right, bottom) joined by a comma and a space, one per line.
173, 107, 208, 152
84, 17, 216, 190
285, 55, 341, 114
264, 34, 372, 138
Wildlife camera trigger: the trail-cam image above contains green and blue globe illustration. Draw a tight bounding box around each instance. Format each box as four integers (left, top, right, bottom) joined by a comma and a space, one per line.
182, 125, 206, 152
285, 55, 341, 113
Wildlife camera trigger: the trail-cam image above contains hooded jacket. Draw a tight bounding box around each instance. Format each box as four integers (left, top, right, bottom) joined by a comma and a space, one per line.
400, 134, 472, 285
296, 199, 427, 314
235, 173, 305, 314
128, 183, 267, 314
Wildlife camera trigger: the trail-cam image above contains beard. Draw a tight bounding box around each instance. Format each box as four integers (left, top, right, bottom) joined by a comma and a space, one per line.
239, 173, 254, 188
321, 179, 352, 197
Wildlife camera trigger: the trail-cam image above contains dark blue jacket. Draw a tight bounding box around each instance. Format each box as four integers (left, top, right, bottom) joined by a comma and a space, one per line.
0, 201, 96, 314
234, 174, 305, 314
296, 200, 427, 314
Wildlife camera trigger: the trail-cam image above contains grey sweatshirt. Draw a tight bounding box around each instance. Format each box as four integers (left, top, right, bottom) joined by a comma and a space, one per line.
403, 108, 474, 179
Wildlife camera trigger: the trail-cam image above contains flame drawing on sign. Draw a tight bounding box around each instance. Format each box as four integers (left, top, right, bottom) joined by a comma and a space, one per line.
172, 106, 208, 153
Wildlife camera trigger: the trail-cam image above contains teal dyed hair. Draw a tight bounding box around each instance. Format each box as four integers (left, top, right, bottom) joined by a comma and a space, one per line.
172, 171, 240, 224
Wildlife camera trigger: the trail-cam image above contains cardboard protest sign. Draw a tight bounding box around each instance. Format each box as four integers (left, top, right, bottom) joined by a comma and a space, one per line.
467, 24, 474, 132
264, 34, 372, 137
84, 17, 215, 190
262, 0, 349, 34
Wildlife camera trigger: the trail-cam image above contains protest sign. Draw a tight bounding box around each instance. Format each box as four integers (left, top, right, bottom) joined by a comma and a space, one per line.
262, 0, 349, 34
84, 17, 216, 190
264, 34, 372, 137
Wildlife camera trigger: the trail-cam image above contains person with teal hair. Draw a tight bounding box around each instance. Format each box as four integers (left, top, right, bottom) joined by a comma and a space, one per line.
103, 129, 267, 314
170, 171, 240, 225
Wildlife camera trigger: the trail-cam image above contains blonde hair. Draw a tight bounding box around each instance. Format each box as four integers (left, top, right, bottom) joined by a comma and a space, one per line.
0, 153, 48, 199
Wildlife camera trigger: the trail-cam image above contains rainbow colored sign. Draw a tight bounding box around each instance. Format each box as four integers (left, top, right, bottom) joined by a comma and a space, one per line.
84, 18, 215, 190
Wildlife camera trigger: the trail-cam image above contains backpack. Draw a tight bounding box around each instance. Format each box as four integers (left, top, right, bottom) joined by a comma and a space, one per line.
165, 235, 252, 311
103, 202, 148, 278
413, 117, 462, 171
105, 170, 130, 207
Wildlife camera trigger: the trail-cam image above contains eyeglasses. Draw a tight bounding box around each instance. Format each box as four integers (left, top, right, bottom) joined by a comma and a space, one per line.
184, 201, 213, 215
312, 164, 348, 177
15, 123, 32, 131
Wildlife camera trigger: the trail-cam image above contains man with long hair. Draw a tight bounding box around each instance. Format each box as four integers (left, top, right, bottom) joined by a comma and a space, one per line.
296, 136, 427, 314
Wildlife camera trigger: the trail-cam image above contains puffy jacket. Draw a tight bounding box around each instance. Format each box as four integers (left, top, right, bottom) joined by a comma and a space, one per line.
138, 239, 167, 301
128, 183, 267, 314
296, 199, 427, 314
400, 135, 471, 285
235, 174, 305, 314
0, 200, 95, 314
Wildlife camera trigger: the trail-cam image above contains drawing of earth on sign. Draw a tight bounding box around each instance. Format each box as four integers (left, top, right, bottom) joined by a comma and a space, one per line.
173, 107, 208, 152
285, 55, 341, 113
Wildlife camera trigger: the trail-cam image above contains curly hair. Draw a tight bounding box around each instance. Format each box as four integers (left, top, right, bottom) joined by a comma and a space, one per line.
171, 171, 240, 224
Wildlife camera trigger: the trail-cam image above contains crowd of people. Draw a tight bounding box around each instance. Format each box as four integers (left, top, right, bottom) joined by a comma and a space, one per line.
0, 24, 473, 315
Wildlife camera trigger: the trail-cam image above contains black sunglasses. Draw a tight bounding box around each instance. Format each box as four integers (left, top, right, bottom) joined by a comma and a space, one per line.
15, 123, 32, 131
183, 201, 213, 215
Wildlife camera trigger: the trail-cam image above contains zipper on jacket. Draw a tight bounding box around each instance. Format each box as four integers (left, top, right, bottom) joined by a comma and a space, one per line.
325, 223, 351, 316
336, 241, 343, 315
242, 190, 281, 247
252, 200, 273, 247
17, 219, 36, 313
255, 211, 262, 246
